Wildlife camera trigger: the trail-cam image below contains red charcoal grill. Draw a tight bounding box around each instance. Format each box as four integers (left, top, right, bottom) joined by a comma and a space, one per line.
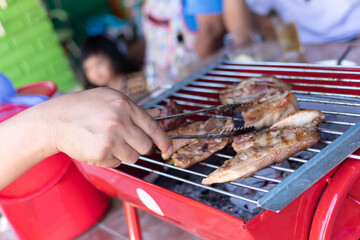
75, 58, 360, 240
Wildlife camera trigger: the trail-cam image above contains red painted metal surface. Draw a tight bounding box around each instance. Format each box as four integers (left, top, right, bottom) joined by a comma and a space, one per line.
76, 161, 335, 240
124, 201, 143, 240
75, 62, 360, 240
309, 159, 360, 240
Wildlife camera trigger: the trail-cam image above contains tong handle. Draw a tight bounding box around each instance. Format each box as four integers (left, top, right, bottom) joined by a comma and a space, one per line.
155, 103, 251, 121
155, 106, 218, 121
169, 126, 255, 139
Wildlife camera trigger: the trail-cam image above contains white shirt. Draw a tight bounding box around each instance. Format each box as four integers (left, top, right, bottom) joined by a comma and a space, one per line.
246, 0, 360, 44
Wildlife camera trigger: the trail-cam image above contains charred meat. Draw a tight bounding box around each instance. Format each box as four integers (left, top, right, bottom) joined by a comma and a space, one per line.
202, 110, 325, 185
172, 118, 234, 168
159, 100, 186, 132
162, 118, 232, 160
242, 90, 299, 129
219, 76, 291, 105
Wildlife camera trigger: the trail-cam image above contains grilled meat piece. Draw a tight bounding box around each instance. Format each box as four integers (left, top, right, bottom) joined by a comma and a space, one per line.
161, 118, 231, 160
219, 76, 291, 105
172, 137, 231, 168
202, 110, 325, 185
242, 90, 299, 129
162, 121, 206, 160
270, 109, 325, 130
172, 119, 234, 168
159, 100, 186, 131
234, 110, 324, 153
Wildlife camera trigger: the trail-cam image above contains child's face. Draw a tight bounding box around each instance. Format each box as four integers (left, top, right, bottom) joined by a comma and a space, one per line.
82, 54, 115, 86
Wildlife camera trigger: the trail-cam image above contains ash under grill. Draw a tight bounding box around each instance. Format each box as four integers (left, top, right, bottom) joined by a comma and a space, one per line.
121, 59, 360, 215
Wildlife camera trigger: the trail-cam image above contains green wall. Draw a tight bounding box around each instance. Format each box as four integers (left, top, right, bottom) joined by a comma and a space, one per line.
0, 0, 77, 92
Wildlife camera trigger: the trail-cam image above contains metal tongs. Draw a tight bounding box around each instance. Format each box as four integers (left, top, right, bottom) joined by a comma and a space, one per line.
155, 103, 255, 139
155, 103, 252, 121
169, 126, 255, 139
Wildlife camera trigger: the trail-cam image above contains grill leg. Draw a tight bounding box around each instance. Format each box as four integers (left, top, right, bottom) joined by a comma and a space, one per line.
123, 201, 142, 240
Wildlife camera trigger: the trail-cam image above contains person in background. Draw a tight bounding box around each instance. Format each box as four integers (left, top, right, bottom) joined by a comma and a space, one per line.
142, 0, 253, 74
182, 0, 227, 58
183, 0, 255, 57
81, 35, 141, 90
223, 0, 253, 47
0, 87, 173, 190
237, 0, 360, 44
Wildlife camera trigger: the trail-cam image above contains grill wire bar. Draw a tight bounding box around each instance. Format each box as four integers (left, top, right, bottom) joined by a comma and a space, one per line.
122, 157, 259, 204
136, 58, 360, 211
214, 64, 360, 75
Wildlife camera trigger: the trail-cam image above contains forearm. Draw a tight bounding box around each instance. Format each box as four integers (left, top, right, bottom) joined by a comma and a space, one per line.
0, 106, 56, 190
0, 88, 173, 190
223, 0, 253, 46
195, 14, 226, 58
195, 31, 224, 58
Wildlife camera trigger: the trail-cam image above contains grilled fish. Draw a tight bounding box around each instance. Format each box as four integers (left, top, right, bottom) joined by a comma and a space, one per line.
159, 100, 186, 131
242, 90, 299, 129
162, 118, 231, 160
219, 76, 291, 105
202, 110, 324, 185
161, 121, 205, 160
172, 118, 234, 168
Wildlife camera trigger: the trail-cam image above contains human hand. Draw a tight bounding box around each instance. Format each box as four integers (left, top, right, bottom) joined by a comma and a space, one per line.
36, 87, 173, 168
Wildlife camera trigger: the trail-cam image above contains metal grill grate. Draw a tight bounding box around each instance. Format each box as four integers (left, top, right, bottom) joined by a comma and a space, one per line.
122, 58, 360, 211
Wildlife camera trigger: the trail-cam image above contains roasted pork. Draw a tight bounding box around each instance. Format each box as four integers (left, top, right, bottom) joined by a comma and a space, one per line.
219, 76, 291, 105
242, 90, 299, 129
159, 100, 186, 132
162, 118, 232, 160
172, 118, 234, 168
161, 121, 206, 160
172, 137, 231, 168
202, 110, 325, 185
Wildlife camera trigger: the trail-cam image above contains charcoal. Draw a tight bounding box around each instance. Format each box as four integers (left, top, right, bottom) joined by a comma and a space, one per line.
153, 157, 264, 221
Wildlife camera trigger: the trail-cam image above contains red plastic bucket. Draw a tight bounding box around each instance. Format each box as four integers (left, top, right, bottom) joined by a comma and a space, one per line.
0, 154, 109, 240
0, 82, 110, 239
16, 81, 57, 97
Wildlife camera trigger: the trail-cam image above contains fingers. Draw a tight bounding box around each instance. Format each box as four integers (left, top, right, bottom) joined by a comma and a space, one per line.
145, 108, 161, 118
112, 140, 140, 164
110, 93, 172, 154
99, 156, 122, 168
122, 125, 155, 156
50, 89, 170, 169
87, 156, 123, 168
131, 107, 173, 155
83, 150, 122, 168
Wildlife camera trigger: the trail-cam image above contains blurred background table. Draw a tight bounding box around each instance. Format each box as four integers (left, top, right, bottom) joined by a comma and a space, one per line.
304, 41, 360, 64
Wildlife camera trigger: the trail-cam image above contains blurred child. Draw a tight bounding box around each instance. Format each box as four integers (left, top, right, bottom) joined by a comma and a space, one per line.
80, 35, 140, 91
